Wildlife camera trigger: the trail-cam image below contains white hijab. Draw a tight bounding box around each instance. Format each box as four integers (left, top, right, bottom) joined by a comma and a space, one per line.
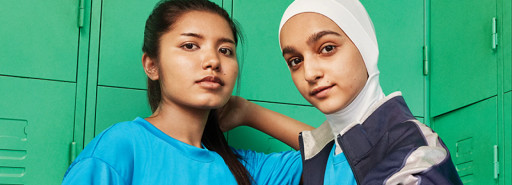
279, 0, 386, 139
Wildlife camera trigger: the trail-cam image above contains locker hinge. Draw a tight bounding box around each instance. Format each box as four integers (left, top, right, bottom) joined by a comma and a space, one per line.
70, 141, 77, 165
494, 145, 499, 179
422, 45, 428, 76
78, 0, 85, 28
492, 17, 498, 50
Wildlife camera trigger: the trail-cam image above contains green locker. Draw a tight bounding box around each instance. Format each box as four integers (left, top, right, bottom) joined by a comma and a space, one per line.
97, 0, 225, 90
503, 0, 512, 92
228, 101, 324, 153
430, 0, 498, 116
504, 92, 511, 185
0, 0, 79, 82
233, 0, 306, 105
97, 0, 161, 89
432, 97, 498, 185
0, 76, 76, 185
361, 0, 425, 117
94, 86, 151, 137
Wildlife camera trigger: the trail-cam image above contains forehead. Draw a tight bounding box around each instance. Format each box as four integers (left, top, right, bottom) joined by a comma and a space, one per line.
280, 12, 343, 44
170, 10, 234, 40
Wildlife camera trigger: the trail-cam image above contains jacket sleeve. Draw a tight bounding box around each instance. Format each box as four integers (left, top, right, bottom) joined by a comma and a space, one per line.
360, 121, 463, 185
62, 157, 126, 185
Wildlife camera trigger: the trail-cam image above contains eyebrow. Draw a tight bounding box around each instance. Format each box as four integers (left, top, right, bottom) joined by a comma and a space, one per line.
282, 46, 299, 57
307, 30, 342, 45
181, 32, 235, 45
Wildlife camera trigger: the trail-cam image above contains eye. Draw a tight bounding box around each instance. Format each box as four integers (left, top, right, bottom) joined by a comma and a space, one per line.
219, 48, 234, 56
287, 57, 303, 69
320, 45, 336, 54
181, 43, 199, 50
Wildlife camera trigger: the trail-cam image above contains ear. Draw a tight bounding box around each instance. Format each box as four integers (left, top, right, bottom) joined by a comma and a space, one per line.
142, 53, 159, 81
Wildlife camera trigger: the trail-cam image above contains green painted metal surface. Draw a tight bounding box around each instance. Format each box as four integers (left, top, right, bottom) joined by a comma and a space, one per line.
0, 0, 79, 82
228, 101, 324, 153
503, 0, 512, 92
504, 92, 511, 185
430, 0, 498, 116
94, 86, 152, 136
0, 76, 76, 185
97, 0, 160, 89
432, 97, 498, 185
361, 0, 424, 117
233, 0, 308, 105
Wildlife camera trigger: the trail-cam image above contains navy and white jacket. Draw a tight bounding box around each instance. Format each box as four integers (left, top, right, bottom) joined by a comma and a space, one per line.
299, 92, 463, 185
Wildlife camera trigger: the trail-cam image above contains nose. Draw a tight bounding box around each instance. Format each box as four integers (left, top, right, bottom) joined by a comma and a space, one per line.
201, 50, 221, 71
303, 59, 323, 83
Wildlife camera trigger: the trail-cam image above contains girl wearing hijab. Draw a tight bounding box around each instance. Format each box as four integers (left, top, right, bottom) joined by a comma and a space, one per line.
275, 0, 463, 184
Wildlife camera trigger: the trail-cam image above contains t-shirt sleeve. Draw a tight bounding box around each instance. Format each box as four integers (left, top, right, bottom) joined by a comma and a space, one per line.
234, 149, 302, 185
62, 157, 126, 185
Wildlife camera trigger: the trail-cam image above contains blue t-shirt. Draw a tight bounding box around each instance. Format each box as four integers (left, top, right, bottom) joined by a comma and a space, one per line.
323, 145, 357, 185
62, 117, 302, 185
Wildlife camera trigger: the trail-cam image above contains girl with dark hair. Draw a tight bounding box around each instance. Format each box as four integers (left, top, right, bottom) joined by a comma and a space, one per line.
61, 0, 312, 184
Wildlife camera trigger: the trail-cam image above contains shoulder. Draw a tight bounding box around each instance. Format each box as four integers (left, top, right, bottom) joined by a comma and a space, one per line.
74, 119, 148, 166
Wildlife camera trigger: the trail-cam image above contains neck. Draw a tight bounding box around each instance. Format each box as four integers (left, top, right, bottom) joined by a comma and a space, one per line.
145, 100, 210, 148
325, 72, 385, 137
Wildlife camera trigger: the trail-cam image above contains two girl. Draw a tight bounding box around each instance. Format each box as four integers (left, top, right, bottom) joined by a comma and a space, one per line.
62, 0, 311, 184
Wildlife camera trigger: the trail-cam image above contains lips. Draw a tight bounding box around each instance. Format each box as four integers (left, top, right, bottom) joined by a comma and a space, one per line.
310, 85, 334, 96
196, 76, 224, 86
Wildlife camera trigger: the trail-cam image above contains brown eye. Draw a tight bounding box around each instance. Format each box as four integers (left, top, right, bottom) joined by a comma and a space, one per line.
181, 43, 199, 50
320, 45, 336, 54
219, 48, 233, 56
287, 57, 303, 68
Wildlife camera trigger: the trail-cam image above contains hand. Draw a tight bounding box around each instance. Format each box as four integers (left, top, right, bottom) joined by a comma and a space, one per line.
217, 96, 252, 132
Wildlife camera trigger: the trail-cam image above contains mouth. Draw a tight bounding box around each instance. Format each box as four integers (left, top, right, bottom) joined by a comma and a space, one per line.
310, 85, 334, 97
196, 76, 224, 86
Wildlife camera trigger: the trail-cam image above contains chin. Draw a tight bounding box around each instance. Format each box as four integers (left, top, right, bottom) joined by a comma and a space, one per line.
313, 102, 346, 115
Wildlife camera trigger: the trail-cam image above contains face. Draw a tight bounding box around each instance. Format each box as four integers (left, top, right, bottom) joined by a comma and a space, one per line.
280, 12, 368, 114
146, 11, 238, 110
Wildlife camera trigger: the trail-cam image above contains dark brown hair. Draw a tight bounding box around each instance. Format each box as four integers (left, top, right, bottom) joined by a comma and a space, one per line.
142, 0, 251, 184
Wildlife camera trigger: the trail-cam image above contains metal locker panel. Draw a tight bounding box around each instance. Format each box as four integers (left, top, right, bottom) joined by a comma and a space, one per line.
0, 0, 79, 82
228, 101, 324, 153
97, 0, 227, 90
94, 86, 152, 137
97, 0, 161, 89
0, 76, 76, 185
504, 92, 511, 185
430, 0, 498, 116
361, 0, 425, 117
503, 0, 512, 92
233, 0, 308, 105
432, 97, 498, 185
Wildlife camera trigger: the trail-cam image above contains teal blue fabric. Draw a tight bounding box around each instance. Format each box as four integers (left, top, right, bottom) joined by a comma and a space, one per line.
62, 117, 302, 185
323, 145, 357, 185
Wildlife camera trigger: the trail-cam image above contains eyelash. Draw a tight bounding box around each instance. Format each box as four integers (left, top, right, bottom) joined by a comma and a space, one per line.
320, 44, 336, 54
287, 57, 303, 69
180, 43, 234, 57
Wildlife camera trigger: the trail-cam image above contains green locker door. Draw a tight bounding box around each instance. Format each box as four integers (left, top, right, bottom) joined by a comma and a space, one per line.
0, 76, 76, 185
361, 0, 425, 117
233, 0, 307, 105
504, 92, 511, 185
0, 0, 79, 82
97, 0, 161, 89
430, 0, 498, 116
228, 102, 324, 153
94, 87, 151, 137
97, 0, 225, 90
432, 97, 498, 185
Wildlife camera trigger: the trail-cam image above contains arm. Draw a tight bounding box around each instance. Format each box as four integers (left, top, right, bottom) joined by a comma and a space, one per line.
218, 96, 314, 150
